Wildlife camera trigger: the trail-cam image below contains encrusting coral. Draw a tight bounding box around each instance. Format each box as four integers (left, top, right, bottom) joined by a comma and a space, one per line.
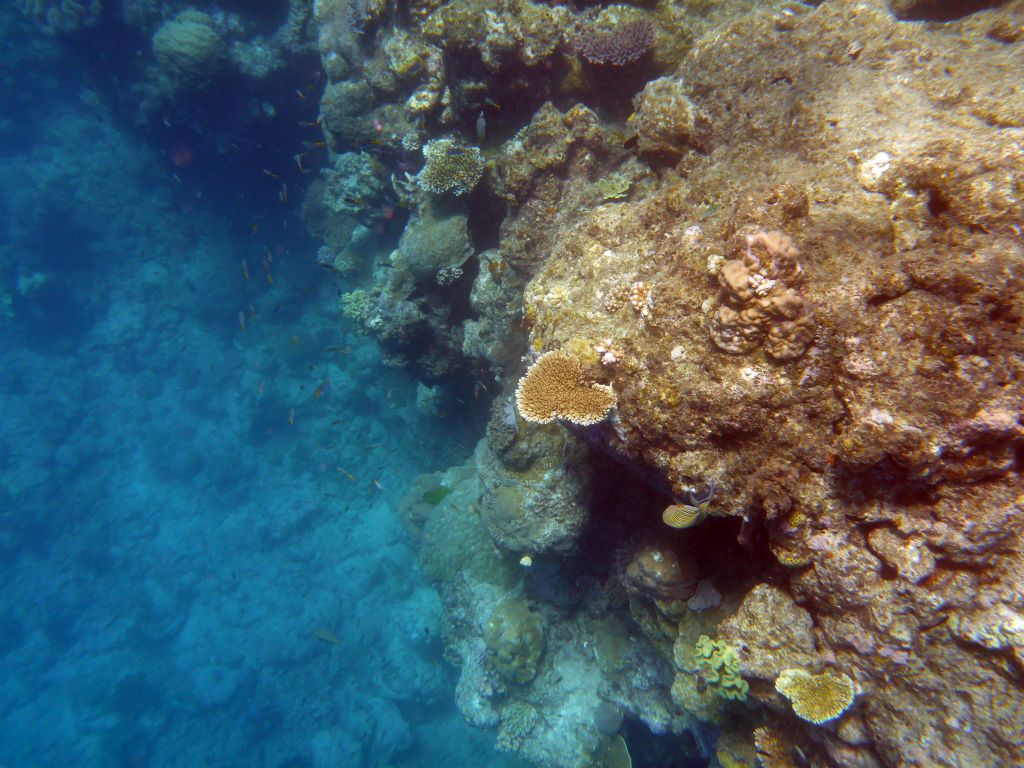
515, 350, 615, 426
775, 668, 856, 725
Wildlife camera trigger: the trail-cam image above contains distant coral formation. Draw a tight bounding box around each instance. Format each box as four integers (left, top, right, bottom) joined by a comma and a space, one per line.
17, 0, 101, 34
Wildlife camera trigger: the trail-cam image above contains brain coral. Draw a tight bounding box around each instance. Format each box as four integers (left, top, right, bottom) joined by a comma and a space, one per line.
417, 138, 485, 196
152, 10, 224, 86
514, 350, 616, 426
775, 668, 856, 724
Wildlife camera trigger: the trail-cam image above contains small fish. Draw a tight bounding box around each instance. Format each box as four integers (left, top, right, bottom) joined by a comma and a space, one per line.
370, 478, 384, 491
279, 182, 288, 203
313, 379, 331, 398
446, 146, 471, 156
519, 554, 533, 568
295, 89, 307, 102
241, 258, 250, 281
662, 503, 708, 529
237, 311, 246, 331
299, 117, 322, 128
293, 152, 307, 171
483, 97, 501, 110
330, 419, 345, 427
343, 196, 364, 207
476, 111, 486, 142
290, 335, 301, 345
312, 627, 341, 646
266, 273, 274, 285
336, 466, 356, 481
373, 118, 384, 134
302, 140, 326, 150
262, 169, 281, 180
288, 407, 296, 425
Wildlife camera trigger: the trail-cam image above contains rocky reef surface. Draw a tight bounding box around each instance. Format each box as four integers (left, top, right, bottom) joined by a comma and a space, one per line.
309, 0, 1024, 763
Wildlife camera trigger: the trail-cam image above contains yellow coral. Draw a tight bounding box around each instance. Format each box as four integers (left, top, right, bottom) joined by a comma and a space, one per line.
514, 350, 616, 426
775, 668, 856, 724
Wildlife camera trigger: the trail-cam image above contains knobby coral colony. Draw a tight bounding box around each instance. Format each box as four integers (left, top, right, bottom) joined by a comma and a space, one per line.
88, 0, 1024, 764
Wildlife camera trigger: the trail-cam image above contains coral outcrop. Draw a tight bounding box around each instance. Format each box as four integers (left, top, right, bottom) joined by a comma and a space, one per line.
305, 0, 1024, 765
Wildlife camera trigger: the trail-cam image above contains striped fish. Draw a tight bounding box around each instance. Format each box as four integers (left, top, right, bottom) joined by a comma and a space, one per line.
662, 502, 709, 529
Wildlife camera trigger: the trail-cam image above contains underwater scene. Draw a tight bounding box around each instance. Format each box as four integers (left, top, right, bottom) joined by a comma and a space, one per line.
1, 0, 1022, 766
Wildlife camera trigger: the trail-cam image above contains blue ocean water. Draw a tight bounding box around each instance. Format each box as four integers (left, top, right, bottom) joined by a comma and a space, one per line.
0, 12, 525, 768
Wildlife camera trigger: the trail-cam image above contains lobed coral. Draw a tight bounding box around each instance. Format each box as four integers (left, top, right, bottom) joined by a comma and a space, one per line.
514, 350, 616, 426
709, 230, 815, 362
694, 636, 748, 702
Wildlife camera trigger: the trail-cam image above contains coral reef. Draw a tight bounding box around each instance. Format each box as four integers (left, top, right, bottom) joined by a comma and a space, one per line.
484, 599, 546, 684
299, 0, 1024, 764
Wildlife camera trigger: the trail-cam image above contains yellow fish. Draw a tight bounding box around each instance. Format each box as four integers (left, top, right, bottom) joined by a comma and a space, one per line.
312, 627, 341, 646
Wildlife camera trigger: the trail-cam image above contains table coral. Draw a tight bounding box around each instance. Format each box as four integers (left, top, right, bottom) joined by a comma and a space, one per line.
514, 350, 615, 427
775, 669, 856, 725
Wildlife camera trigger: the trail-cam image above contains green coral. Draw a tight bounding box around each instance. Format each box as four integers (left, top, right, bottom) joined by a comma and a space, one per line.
484, 599, 545, 684
417, 138, 485, 195
694, 635, 749, 701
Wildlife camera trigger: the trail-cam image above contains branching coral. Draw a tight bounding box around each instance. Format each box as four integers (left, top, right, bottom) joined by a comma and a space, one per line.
573, 19, 655, 66
775, 668, 856, 724
417, 138, 485, 195
514, 350, 616, 426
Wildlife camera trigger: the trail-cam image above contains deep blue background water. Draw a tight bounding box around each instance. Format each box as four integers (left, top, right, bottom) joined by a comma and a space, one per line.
0, 10, 525, 767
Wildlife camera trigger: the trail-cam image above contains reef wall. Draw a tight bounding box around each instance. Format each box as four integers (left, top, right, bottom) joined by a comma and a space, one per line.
305, 0, 1024, 765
